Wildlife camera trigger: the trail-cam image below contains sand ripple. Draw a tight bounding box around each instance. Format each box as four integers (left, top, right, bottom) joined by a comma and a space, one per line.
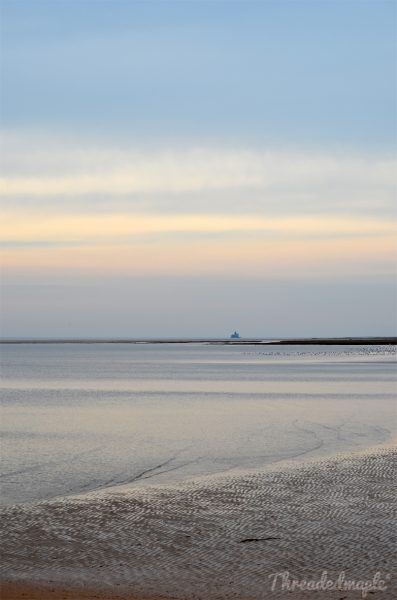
1, 446, 396, 599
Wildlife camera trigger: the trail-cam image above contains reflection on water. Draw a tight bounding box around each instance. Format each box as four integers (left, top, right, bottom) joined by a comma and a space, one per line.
1, 343, 396, 505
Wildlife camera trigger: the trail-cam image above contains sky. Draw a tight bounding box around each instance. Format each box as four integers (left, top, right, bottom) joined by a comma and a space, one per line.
0, 0, 396, 338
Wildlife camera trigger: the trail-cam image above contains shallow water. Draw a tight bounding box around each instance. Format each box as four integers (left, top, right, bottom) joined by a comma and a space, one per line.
1, 343, 396, 505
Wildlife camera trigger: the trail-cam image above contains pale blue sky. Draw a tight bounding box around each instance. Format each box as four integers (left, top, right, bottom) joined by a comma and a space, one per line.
1, 0, 396, 146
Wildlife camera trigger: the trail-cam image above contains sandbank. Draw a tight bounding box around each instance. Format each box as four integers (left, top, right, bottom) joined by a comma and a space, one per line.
1, 445, 395, 599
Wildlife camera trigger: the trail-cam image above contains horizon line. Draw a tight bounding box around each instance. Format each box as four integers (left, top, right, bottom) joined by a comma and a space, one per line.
1, 336, 396, 346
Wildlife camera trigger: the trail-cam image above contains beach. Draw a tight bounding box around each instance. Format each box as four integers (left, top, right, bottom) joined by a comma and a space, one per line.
1, 343, 395, 599
0, 582, 156, 600
1, 443, 396, 600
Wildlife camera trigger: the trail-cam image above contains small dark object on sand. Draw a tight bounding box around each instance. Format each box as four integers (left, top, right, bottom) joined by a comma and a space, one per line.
239, 537, 280, 543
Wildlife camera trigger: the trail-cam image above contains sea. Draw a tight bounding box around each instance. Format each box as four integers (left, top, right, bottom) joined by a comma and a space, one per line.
1, 342, 396, 506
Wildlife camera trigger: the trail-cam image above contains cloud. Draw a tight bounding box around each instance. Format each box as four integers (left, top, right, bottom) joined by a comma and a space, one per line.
2, 232, 395, 281
1, 133, 395, 283
1, 133, 396, 202
0, 211, 395, 245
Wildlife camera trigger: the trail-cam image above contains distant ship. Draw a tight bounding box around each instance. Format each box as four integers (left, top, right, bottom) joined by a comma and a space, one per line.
230, 331, 241, 339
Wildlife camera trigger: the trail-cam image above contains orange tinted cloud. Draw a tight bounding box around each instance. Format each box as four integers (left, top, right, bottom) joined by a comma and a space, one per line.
1, 211, 395, 242
2, 235, 395, 279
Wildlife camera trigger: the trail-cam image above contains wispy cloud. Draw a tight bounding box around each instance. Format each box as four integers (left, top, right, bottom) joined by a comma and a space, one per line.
2, 236, 394, 281
1, 134, 396, 201
1, 211, 395, 244
1, 133, 395, 282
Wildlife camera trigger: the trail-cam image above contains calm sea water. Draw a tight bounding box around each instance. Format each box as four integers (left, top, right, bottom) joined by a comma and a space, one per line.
1, 343, 396, 506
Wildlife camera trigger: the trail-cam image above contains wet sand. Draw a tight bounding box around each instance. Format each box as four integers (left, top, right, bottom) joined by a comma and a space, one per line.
0, 581, 163, 600
1, 445, 396, 600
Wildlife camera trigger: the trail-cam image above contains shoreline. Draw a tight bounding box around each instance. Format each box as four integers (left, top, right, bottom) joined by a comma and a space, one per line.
1, 443, 395, 599
1, 336, 396, 345
0, 582, 164, 600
